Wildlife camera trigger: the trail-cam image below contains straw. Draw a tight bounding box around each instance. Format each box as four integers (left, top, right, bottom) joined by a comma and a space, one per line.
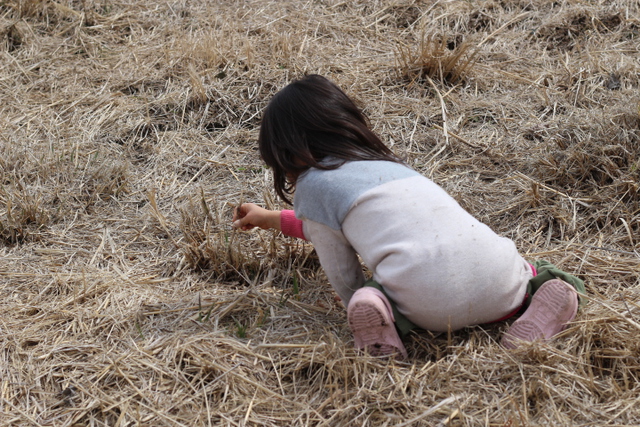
1, 0, 639, 425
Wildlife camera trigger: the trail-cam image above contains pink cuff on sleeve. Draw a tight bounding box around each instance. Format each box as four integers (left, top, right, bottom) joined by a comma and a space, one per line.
280, 210, 306, 240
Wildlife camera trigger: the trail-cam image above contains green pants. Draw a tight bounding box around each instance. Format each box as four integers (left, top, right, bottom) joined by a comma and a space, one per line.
527, 260, 587, 308
363, 260, 586, 338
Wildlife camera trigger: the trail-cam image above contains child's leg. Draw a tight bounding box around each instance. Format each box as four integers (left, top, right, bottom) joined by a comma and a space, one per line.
361, 280, 417, 338
501, 260, 585, 348
527, 260, 586, 306
347, 280, 413, 359
501, 278, 579, 349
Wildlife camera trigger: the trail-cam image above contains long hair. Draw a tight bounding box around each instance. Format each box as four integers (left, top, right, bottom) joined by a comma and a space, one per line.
258, 74, 401, 204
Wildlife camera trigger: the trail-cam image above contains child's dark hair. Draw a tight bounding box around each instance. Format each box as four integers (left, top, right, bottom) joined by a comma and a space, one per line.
258, 74, 401, 204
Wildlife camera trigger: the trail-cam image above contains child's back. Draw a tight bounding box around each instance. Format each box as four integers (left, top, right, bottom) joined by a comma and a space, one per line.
296, 159, 531, 332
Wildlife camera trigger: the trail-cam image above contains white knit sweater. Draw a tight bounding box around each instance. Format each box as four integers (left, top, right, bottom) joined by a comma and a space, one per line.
290, 160, 531, 332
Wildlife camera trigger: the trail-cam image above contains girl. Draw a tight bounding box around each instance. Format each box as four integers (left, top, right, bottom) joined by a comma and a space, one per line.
233, 75, 585, 358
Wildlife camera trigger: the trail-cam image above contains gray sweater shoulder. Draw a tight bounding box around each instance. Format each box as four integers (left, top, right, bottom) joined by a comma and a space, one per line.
293, 160, 418, 230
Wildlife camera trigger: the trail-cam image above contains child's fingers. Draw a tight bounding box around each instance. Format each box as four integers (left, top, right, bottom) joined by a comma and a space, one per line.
232, 203, 263, 231
232, 213, 255, 230
233, 221, 255, 230
233, 204, 248, 221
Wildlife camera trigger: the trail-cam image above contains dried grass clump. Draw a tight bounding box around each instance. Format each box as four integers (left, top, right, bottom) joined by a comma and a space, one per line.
83, 159, 130, 201
0, 189, 49, 245
3, 0, 47, 20
536, 6, 627, 50
396, 33, 480, 86
0, 143, 55, 245
519, 105, 640, 247
178, 192, 251, 278
534, 111, 639, 194
0, 19, 30, 51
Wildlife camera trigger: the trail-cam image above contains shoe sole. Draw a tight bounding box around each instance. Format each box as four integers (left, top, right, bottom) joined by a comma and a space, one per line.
502, 279, 578, 349
347, 288, 408, 359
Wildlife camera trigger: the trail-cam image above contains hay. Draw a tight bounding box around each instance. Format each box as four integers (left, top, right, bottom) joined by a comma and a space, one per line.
1, 0, 639, 425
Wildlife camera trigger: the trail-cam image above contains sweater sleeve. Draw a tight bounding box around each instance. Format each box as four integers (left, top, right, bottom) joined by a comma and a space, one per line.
303, 219, 365, 307
280, 210, 306, 240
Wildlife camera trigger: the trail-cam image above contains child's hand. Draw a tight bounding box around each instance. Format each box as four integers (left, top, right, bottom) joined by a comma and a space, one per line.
232, 203, 281, 231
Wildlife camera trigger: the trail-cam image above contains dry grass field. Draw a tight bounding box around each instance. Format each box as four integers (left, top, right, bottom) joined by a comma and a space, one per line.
1, 0, 639, 425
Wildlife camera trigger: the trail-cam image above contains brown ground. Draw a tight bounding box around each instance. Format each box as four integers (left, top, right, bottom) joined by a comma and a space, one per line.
1, 0, 639, 426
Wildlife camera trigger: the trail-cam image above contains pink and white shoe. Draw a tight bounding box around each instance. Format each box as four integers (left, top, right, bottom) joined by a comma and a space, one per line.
501, 279, 578, 349
347, 287, 408, 359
